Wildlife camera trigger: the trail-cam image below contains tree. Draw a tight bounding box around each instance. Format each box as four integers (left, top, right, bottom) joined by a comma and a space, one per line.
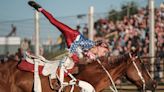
107, 1, 138, 22
108, 9, 120, 22
121, 1, 138, 18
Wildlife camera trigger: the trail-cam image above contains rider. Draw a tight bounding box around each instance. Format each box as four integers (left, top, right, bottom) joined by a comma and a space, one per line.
28, 1, 97, 64
28, 1, 109, 90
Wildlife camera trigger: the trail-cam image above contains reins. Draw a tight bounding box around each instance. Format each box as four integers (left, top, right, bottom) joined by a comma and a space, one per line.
56, 56, 96, 92
96, 58, 118, 92
94, 45, 118, 92
129, 53, 146, 91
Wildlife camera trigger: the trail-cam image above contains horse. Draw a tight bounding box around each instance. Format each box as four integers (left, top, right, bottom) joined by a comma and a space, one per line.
0, 51, 157, 92
63, 52, 157, 92
0, 59, 55, 92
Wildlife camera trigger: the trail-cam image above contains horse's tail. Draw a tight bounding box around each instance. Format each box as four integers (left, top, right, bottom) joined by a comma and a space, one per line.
78, 80, 95, 92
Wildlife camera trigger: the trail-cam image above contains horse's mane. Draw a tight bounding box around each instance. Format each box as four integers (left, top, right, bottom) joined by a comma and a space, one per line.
77, 52, 130, 73
108, 53, 130, 65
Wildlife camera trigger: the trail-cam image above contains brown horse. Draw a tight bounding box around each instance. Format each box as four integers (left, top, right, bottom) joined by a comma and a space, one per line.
125, 55, 157, 92
63, 52, 157, 92
0, 52, 156, 92
0, 59, 54, 92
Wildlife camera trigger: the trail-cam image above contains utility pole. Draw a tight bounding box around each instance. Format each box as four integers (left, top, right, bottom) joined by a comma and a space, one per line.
88, 6, 94, 40
35, 10, 40, 56
33, 1, 41, 92
148, 0, 155, 78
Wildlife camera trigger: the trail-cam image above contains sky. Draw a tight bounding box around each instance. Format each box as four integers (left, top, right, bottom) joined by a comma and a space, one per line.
1, 0, 163, 22
0, 0, 163, 44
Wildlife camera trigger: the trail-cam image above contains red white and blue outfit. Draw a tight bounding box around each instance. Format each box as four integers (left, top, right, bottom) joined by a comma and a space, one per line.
37, 7, 95, 63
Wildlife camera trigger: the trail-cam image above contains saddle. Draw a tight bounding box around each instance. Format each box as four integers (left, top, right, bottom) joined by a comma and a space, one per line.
18, 52, 77, 77
18, 52, 97, 92
18, 53, 60, 78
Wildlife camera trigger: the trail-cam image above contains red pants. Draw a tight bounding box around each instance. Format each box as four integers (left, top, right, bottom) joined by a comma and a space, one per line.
41, 9, 80, 63
41, 9, 80, 48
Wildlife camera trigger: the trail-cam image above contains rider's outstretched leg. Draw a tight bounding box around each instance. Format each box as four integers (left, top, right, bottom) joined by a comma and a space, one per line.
28, 1, 80, 48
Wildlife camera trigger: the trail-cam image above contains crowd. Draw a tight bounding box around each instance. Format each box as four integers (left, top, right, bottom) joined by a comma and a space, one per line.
79, 4, 164, 81
56, 4, 164, 70
81, 5, 164, 59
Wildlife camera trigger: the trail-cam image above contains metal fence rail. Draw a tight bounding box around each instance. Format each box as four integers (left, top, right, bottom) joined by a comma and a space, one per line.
103, 84, 164, 92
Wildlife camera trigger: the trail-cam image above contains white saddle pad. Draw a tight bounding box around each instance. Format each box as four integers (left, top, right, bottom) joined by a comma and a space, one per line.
42, 60, 60, 79
62, 57, 75, 70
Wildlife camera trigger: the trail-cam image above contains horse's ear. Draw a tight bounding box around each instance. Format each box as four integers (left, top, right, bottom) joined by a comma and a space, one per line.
130, 46, 139, 56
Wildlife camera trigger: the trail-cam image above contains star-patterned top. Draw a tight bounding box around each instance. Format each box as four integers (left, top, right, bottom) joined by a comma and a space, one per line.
69, 34, 95, 54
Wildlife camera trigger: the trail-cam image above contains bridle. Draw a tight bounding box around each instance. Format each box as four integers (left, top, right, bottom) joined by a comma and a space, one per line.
96, 58, 118, 92
129, 53, 153, 91
89, 44, 152, 92
93, 45, 118, 92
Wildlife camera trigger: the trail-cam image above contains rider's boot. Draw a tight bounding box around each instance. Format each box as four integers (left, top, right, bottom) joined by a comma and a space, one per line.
28, 1, 42, 11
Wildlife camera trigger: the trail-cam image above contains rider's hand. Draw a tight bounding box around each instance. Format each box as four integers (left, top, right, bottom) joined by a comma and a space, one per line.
85, 51, 96, 60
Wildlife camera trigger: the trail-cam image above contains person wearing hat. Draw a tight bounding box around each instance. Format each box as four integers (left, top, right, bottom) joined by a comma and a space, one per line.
28, 1, 109, 90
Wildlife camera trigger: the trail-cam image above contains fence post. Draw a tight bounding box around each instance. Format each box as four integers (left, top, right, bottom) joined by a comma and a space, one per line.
88, 6, 94, 41
148, 0, 155, 78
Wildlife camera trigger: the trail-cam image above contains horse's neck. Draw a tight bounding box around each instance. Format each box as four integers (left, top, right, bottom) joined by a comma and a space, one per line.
103, 53, 130, 80
77, 53, 130, 75
108, 53, 130, 67
112, 60, 128, 77
76, 53, 131, 91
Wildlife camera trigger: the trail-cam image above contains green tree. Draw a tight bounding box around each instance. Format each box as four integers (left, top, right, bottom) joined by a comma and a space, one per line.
121, 1, 138, 18
107, 1, 138, 22
108, 9, 120, 22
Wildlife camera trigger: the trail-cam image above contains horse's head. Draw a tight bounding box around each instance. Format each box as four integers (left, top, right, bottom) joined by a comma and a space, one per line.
126, 52, 157, 91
